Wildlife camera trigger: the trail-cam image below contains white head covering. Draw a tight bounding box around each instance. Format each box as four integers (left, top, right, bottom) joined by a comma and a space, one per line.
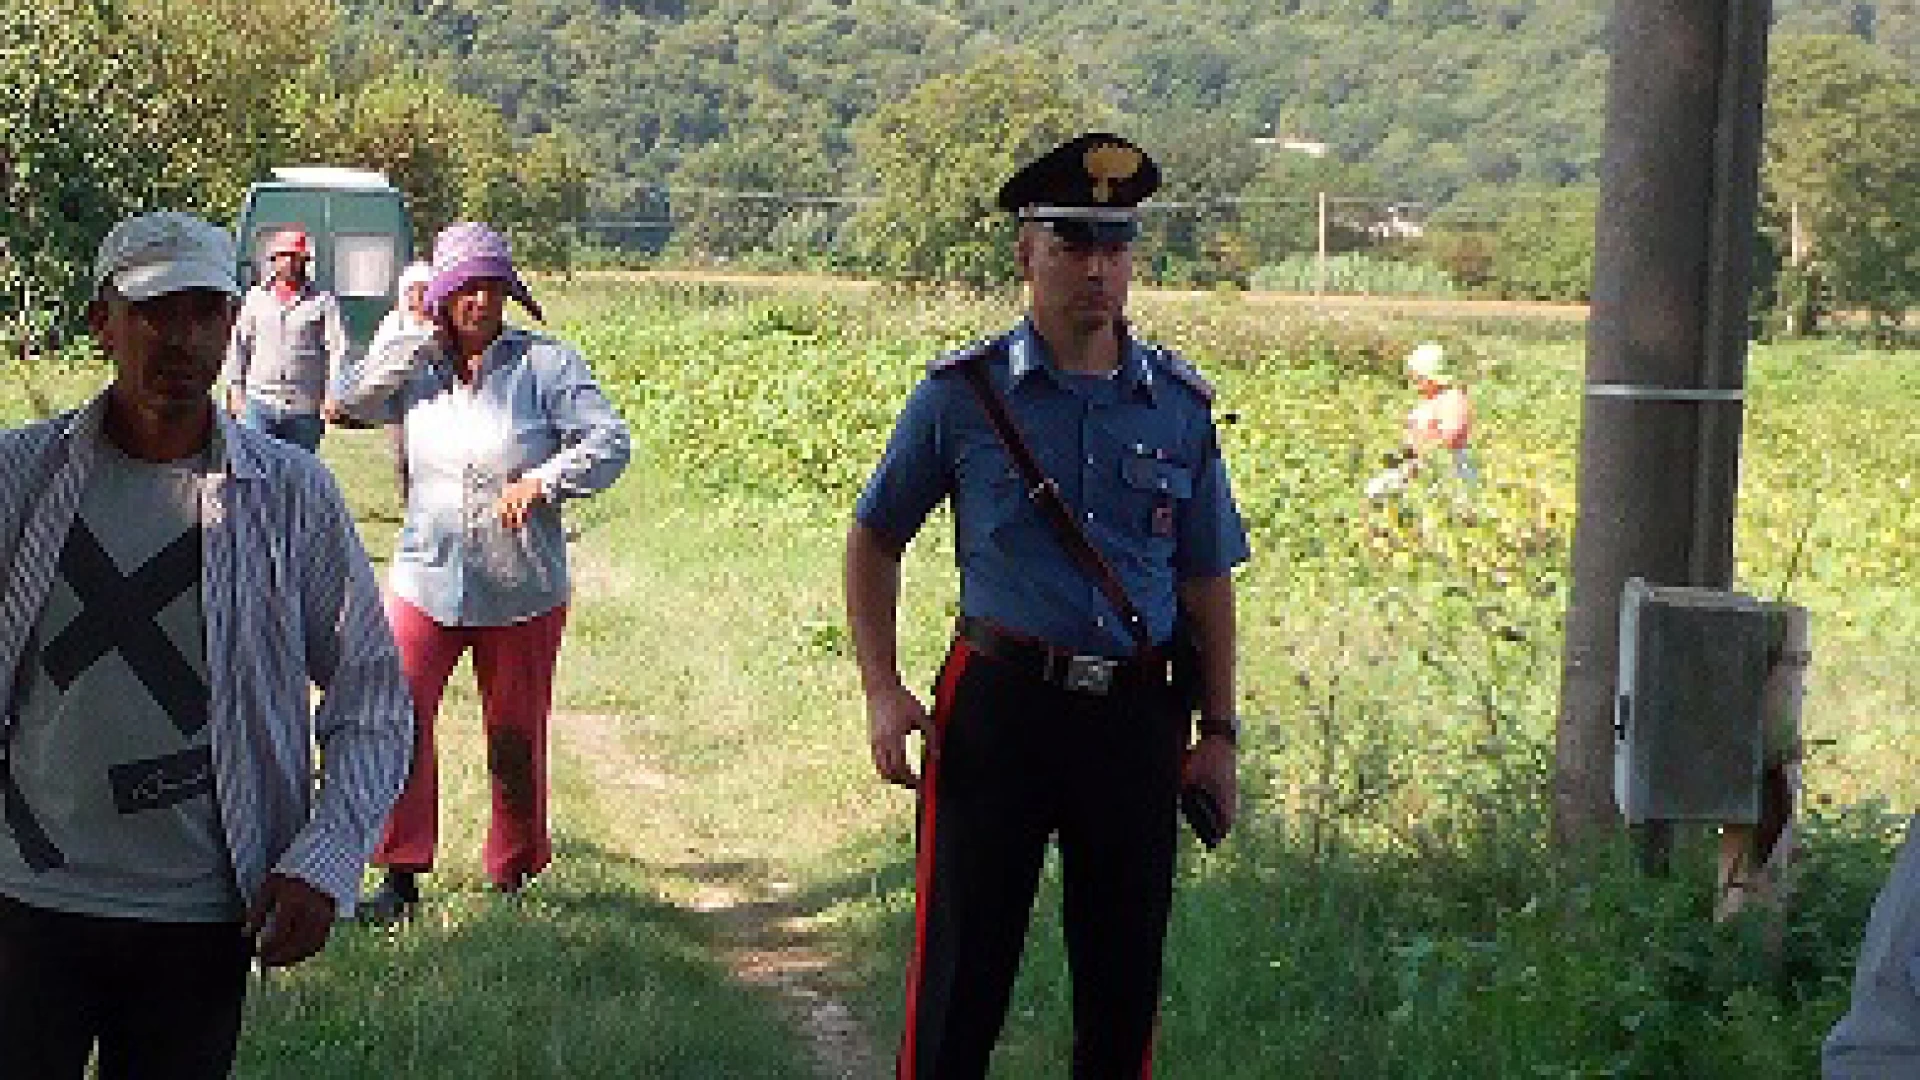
1405, 341, 1453, 386
398, 261, 433, 292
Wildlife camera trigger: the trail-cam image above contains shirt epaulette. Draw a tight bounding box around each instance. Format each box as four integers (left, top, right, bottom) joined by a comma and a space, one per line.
928, 335, 1003, 376
1150, 347, 1216, 404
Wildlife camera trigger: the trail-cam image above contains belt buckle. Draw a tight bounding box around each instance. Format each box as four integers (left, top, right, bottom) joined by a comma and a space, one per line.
1061, 655, 1117, 695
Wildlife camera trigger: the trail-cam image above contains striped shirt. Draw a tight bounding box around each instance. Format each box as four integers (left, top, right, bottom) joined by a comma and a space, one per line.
0, 394, 413, 917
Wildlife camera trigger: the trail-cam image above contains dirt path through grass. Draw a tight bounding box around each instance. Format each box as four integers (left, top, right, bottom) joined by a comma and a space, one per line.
553, 708, 887, 1080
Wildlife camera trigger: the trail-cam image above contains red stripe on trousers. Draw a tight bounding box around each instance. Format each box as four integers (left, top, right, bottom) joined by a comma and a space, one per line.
898, 639, 973, 1080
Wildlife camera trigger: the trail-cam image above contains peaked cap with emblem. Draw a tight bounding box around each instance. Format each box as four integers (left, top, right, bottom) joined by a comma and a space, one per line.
996, 132, 1160, 245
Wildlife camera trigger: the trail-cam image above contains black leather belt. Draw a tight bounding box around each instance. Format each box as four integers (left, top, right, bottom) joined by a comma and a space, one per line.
956, 616, 1161, 696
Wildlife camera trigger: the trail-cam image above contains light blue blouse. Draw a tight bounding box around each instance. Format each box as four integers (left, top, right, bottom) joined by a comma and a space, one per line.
339, 326, 631, 627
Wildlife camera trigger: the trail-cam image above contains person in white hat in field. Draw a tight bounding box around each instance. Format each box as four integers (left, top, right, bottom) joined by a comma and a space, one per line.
1403, 341, 1475, 479
0, 211, 412, 1078
1366, 341, 1477, 499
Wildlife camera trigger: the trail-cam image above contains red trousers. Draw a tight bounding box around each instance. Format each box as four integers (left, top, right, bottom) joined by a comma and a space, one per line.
372, 597, 568, 888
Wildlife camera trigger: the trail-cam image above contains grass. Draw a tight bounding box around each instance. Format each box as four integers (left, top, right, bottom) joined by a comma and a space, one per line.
240, 429, 825, 1079
5, 282, 1917, 1077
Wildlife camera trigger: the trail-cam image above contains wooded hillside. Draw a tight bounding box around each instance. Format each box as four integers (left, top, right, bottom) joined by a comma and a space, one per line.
335, 0, 1920, 216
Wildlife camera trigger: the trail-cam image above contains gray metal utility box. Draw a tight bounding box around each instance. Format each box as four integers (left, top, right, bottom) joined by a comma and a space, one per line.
1614, 579, 1787, 825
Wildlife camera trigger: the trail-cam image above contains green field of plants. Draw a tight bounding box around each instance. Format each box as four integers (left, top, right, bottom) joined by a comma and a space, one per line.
5, 279, 1918, 1077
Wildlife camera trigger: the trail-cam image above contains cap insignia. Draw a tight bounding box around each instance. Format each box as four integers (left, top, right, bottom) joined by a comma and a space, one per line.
1085, 144, 1143, 204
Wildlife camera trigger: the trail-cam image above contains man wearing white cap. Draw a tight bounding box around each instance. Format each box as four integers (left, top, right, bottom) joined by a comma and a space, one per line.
222, 226, 349, 452
1369, 341, 1478, 499
1403, 341, 1475, 481
0, 211, 413, 1078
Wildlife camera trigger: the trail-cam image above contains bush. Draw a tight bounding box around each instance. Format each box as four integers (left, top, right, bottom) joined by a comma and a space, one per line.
1485, 185, 1598, 302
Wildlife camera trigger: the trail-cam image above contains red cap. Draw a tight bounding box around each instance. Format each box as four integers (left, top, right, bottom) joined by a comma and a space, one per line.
267, 228, 311, 258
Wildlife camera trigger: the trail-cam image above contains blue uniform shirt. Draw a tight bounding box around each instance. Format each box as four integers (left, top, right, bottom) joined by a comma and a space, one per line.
855, 318, 1250, 657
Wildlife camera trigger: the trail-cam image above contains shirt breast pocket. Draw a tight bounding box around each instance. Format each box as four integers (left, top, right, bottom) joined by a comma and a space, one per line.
292, 309, 328, 355
956, 441, 1035, 551
978, 462, 1032, 534
1120, 453, 1194, 548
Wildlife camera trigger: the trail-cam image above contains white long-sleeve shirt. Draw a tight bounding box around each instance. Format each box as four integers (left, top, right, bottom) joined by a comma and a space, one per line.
0, 394, 413, 916
367, 306, 433, 361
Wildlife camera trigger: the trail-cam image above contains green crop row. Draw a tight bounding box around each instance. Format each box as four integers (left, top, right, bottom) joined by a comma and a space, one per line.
1250, 253, 1462, 298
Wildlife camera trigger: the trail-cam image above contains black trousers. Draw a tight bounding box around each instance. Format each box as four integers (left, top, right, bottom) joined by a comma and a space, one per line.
898, 636, 1185, 1079
0, 892, 253, 1080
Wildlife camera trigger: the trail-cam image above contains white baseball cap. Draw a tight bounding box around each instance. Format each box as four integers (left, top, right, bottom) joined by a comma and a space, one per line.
1405, 341, 1453, 385
92, 212, 241, 302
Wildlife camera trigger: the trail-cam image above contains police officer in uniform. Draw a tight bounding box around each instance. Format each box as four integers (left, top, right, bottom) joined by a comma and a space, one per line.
843, 133, 1250, 1079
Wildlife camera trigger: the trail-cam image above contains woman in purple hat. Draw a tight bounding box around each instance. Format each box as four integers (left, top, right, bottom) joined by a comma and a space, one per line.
336, 223, 630, 920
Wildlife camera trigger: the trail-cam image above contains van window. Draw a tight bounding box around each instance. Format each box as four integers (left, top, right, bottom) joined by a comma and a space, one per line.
335, 233, 398, 298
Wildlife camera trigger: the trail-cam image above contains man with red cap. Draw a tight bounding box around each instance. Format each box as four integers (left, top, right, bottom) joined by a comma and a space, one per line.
221, 227, 349, 452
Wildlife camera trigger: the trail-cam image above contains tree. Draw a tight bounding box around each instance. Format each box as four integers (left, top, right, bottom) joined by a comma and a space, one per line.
0, 1, 160, 341
1763, 34, 1920, 334
286, 73, 587, 267
844, 53, 1107, 286
1129, 111, 1267, 283
285, 75, 486, 253
118, 0, 335, 215
1238, 151, 1390, 268
506, 132, 592, 271
667, 112, 837, 261
1484, 184, 1598, 301
2, 0, 345, 339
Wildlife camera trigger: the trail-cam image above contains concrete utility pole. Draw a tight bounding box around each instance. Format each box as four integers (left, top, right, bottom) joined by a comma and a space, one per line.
1553, 0, 1773, 847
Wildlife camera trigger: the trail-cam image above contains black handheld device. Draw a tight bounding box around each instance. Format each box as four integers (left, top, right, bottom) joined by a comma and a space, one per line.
1181, 783, 1226, 850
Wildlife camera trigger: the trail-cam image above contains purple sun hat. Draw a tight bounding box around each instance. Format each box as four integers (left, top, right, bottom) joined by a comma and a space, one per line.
423, 222, 544, 323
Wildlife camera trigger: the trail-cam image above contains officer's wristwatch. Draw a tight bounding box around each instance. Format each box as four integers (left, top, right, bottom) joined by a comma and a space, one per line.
1200, 714, 1239, 747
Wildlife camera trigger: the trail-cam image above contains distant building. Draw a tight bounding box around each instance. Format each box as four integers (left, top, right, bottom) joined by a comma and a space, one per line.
1369, 202, 1428, 240
1252, 134, 1331, 158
